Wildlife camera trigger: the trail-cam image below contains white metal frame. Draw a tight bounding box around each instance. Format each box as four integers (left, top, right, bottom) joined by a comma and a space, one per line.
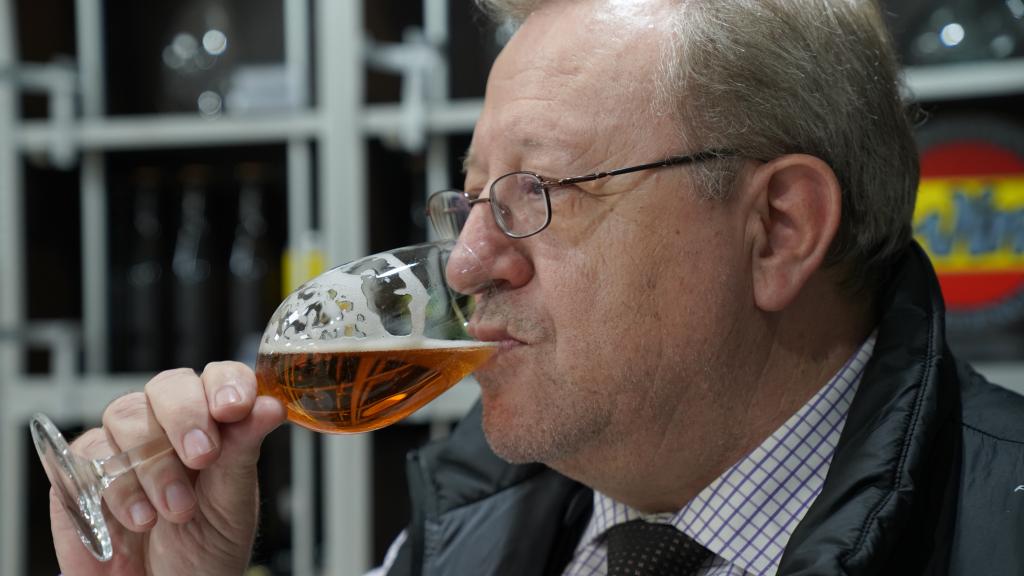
0, 2, 25, 575
2, 2, 1024, 574
0, 0, 482, 574
77, 0, 107, 376
903, 59, 1024, 102
317, 1, 371, 573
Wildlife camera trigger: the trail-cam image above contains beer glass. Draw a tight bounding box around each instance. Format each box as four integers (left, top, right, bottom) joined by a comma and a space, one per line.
254, 240, 495, 432
30, 239, 494, 561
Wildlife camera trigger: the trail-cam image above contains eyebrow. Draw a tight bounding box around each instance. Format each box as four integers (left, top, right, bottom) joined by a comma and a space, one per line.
461, 137, 583, 176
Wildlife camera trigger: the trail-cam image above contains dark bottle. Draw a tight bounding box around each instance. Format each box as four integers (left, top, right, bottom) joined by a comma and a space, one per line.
125, 167, 166, 371
172, 165, 222, 370
228, 162, 277, 365
896, 0, 1024, 65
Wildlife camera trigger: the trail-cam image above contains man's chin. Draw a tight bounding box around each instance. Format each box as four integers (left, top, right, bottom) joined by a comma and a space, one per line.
478, 391, 543, 464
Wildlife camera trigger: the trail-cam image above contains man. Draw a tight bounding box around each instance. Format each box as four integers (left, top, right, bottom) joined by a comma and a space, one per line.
51, 0, 1024, 575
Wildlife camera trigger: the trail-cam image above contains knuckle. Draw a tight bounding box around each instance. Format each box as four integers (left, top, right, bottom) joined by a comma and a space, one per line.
149, 367, 197, 387
224, 360, 253, 374
204, 360, 251, 380
203, 360, 236, 373
146, 367, 200, 396
70, 427, 110, 454
204, 361, 256, 391
103, 392, 149, 426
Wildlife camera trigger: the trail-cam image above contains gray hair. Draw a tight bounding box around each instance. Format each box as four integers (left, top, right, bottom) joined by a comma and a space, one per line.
476, 0, 920, 295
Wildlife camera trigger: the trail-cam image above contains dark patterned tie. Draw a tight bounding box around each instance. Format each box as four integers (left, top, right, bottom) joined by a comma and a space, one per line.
605, 519, 712, 576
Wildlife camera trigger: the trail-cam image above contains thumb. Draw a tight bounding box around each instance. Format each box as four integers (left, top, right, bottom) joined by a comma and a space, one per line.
197, 396, 286, 514
217, 396, 288, 468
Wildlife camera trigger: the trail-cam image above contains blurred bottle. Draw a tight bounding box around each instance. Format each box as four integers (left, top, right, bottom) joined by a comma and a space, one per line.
104, 0, 286, 116
157, 0, 233, 117
903, 0, 1024, 65
125, 167, 166, 371
228, 163, 278, 365
172, 165, 222, 370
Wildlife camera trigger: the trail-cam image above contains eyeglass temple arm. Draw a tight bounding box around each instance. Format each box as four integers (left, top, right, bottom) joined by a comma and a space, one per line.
549, 148, 736, 186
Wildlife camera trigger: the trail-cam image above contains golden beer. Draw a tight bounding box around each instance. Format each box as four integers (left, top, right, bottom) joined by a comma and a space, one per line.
256, 339, 496, 433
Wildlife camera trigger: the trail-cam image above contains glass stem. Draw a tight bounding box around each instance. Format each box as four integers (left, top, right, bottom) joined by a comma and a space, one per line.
93, 436, 175, 490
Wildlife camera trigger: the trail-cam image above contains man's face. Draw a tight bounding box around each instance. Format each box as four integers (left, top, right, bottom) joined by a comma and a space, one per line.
451, 0, 756, 472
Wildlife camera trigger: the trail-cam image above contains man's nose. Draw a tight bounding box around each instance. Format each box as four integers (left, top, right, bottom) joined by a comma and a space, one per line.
445, 201, 534, 295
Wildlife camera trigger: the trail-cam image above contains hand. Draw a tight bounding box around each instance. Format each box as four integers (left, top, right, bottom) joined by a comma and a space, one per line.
50, 362, 287, 576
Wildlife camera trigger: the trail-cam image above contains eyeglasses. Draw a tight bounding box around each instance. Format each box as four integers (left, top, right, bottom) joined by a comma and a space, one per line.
426, 149, 734, 240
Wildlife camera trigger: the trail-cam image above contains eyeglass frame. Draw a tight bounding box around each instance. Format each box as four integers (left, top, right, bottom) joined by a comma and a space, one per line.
427, 148, 736, 240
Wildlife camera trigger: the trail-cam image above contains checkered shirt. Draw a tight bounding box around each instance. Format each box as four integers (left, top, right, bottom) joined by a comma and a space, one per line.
563, 333, 877, 576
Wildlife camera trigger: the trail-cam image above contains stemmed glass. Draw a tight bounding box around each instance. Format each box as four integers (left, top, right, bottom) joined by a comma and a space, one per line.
31, 239, 494, 561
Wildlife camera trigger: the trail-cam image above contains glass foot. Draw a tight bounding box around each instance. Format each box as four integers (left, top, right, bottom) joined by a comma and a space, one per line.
30, 414, 112, 562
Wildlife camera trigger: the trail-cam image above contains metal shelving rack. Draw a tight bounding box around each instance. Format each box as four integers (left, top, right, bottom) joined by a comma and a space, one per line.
2, 2, 1023, 574
901, 61, 1024, 398
0, 1, 483, 574
904, 59, 1024, 101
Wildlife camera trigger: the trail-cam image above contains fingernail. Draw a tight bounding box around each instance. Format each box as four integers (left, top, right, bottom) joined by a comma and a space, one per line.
165, 481, 195, 515
215, 385, 241, 408
130, 500, 155, 526
183, 428, 213, 460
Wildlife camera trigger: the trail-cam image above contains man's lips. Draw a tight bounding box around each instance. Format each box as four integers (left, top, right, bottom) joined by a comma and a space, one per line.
468, 323, 526, 349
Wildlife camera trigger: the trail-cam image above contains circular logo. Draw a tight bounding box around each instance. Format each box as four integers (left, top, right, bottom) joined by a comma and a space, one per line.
914, 116, 1024, 328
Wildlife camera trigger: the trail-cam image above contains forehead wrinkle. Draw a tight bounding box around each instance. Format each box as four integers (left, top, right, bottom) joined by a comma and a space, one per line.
515, 134, 595, 177
492, 72, 651, 175
466, 123, 593, 178
499, 102, 595, 165
473, 8, 667, 180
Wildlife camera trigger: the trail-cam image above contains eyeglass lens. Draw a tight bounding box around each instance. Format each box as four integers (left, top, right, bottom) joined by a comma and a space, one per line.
492, 172, 549, 237
428, 192, 470, 240
428, 172, 551, 240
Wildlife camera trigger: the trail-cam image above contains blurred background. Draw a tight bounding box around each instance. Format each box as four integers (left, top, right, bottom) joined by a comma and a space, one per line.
0, 0, 1021, 574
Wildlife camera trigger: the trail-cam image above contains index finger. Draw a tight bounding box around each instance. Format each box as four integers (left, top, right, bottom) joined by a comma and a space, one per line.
200, 361, 259, 424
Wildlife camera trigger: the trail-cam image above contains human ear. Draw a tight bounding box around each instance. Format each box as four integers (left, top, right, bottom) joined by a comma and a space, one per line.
748, 154, 841, 312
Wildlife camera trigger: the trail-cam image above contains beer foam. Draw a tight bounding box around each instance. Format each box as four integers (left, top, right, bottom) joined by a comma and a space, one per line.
259, 336, 496, 355
262, 247, 441, 345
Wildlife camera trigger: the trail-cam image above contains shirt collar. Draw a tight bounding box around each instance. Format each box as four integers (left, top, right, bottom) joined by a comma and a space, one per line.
581, 332, 877, 574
